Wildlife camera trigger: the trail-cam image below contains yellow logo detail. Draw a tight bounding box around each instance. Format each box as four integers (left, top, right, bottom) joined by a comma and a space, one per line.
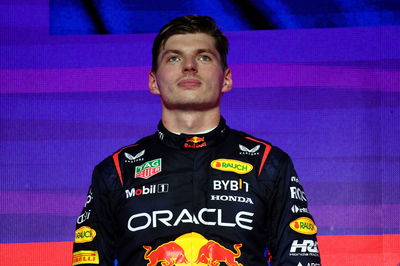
186, 136, 205, 143
210, 159, 253, 174
289, 217, 317, 235
72, 250, 99, 265
75, 226, 96, 243
143, 232, 243, 265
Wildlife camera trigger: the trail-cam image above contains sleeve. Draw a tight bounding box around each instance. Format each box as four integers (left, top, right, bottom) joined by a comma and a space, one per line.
72, 163, 119, 266
266, 155, 321, 266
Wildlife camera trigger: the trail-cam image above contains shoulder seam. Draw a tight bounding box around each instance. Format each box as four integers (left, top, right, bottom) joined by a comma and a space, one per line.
245, 136, 272, 176
112, 143, 139, 186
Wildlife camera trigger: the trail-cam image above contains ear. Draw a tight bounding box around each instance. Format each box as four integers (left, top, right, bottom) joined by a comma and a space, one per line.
221, 68, 232, 93
148, 72, 160, 95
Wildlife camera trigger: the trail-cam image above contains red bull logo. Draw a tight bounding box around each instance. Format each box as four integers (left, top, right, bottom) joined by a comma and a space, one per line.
184, 136, 207, 148
143, 241, 189, 265
143, 232, 243, 265
195, 240, 243, 266
186, 136, 205, 143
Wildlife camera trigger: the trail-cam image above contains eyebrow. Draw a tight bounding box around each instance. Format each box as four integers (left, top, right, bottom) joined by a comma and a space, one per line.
160, 49, 182, 59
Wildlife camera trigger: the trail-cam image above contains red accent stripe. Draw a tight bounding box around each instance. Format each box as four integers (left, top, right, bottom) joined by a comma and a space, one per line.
245, 136, 272, 176
112, 152, 123, 186
112, 144, 138, 186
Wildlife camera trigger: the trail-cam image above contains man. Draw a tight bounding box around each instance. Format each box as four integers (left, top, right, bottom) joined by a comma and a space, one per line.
73, 15, 321, 265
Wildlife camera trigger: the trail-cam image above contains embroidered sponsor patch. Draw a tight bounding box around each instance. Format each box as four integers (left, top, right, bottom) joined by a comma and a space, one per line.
135, 158, 162, 179
124, 150, 145, 162
142, 232, 243, 265
289, 217, 317, 235
72, 250, 99, 265
239, 144, 260, 155
75, 226, 96, 243
184, 136, 207, 148
210, 159, 253, 174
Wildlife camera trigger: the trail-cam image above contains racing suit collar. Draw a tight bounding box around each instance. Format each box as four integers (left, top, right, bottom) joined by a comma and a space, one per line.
156, 117, 229, 150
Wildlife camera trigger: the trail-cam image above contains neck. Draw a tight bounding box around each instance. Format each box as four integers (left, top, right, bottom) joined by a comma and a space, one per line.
161, 107, 221, 134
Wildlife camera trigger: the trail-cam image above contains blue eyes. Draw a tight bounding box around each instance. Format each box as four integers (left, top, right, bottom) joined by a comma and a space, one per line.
198, 55, 211, 61
167, 56, 180, 62
166, 55, 211, 63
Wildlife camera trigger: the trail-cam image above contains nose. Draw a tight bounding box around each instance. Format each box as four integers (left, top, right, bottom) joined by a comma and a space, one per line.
182, 57, 198, 74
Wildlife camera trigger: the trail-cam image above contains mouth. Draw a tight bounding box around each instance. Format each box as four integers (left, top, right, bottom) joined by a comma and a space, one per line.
177, 78, 202, 88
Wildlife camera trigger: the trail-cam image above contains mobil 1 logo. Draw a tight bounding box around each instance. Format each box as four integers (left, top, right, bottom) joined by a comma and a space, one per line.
125, 183, 169, 199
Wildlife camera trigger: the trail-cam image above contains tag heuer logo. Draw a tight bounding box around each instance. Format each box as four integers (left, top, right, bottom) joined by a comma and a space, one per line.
135, 158, 161, 179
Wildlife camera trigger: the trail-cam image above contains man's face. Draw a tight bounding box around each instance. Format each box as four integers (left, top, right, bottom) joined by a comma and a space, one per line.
149, 33, 232, 111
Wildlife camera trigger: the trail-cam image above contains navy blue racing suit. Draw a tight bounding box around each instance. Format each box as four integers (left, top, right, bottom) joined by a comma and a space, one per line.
73, 117, 321, 265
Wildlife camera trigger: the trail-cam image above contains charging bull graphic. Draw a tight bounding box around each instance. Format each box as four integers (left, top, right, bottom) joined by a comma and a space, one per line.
195, 240, 243, 266
143, 241, 189, 266
143, 232, 243, 265
184, 136, 207, 148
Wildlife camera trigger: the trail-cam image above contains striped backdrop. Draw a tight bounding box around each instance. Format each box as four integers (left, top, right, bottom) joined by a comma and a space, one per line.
1, 1, 400, 265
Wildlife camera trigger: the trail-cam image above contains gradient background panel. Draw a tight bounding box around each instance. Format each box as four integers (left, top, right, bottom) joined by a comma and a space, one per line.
1, 0, 400, 265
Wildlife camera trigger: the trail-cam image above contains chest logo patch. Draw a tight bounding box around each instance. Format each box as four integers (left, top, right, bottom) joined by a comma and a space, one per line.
135, 158, 162, 179
72, 250, 99, 265
184, 136, 207, 148
210, 159, 253, 174
125, 150, 145, 160
75, 226, 96, 243
289, 217, 317, 235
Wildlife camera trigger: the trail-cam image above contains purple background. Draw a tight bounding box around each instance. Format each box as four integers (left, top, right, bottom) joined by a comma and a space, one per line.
1, 1, 400, 245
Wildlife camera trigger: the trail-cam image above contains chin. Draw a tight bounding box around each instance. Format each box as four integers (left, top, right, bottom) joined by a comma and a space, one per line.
168, 100, 219, 111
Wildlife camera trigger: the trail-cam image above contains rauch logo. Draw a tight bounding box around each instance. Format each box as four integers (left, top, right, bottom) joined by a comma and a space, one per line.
210, 159, 253, 174
75, 226, 96, 243
135, 158, 162, 179
289, 217, 317, 235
